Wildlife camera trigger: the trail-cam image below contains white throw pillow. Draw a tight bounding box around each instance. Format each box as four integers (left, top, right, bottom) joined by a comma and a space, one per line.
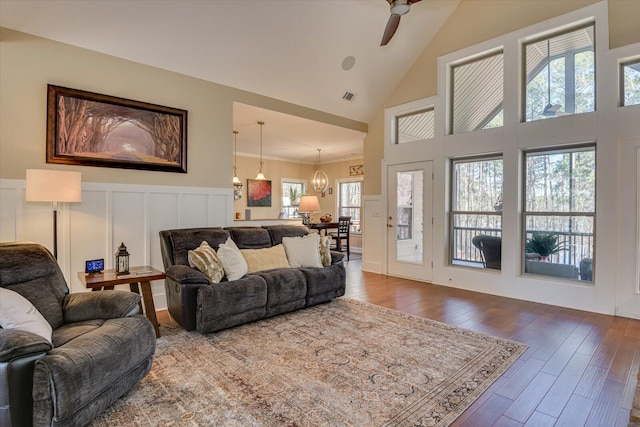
217, 237, 248, 281
319, 235, 332, 267
188, 241, 224, 283
282, 233, 323, 268
0, 287, 53, 343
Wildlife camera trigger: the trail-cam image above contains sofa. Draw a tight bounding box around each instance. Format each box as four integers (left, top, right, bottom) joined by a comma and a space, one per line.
159, 225, 346, 333
0, 242, 156, 427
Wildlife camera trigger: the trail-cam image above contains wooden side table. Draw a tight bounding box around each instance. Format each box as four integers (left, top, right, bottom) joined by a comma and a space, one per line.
78, 266, 165, 337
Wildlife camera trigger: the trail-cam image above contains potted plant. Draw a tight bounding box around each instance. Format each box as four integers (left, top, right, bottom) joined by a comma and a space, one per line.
525, 232, 566, 262
288, 187, 300, 206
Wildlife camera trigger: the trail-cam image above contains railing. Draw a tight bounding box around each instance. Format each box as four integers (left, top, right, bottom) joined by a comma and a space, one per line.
452, 226, 593, 266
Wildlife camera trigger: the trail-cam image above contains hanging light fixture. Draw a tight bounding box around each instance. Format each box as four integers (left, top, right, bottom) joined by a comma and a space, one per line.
255, 121, 267, 180
311, 148, 329, 194
232, 130, 243, 200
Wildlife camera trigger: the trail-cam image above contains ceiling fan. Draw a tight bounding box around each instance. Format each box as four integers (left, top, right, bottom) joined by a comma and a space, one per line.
380, 0, 422, 46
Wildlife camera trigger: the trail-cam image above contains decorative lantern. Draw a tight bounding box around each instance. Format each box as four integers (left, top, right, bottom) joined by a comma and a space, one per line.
115, 242, 130, 275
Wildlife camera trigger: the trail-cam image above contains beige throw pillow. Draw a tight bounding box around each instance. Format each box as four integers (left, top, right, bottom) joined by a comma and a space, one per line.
188, 241, 224, 283
240, 245, 290, 273
217, 237, 249, 281
319, 235, 332, 267
282, 233, 323, 268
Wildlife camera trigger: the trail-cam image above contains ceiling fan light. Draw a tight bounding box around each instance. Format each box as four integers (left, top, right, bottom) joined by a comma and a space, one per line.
391, 0, 410, 15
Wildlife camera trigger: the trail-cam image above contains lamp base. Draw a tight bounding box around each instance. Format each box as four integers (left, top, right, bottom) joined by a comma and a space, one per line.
302, 214, 311, 227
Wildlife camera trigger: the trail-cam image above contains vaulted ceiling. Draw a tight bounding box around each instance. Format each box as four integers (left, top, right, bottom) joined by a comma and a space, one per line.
0, 0, 460, 163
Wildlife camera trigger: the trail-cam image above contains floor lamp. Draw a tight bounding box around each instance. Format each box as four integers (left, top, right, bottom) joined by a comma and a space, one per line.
26, 169, 82, 259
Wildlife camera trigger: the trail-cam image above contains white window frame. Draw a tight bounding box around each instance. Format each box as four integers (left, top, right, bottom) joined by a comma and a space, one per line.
336, 178, 363, 234
280, 178, 306, 219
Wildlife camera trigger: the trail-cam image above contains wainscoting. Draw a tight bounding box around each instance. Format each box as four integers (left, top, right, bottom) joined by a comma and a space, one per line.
0, 179, 234, 310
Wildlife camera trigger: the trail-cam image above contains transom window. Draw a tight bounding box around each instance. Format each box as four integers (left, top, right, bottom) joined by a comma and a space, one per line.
395, 108, 434, 144
621, 59, 640, 107
522, 145, 595, 282
523, 25, 595, 122
450, 50, 504, 134
450, 156, 503, 268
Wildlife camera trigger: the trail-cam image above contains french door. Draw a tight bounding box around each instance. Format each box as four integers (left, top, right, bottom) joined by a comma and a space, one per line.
387, 162, 433, 281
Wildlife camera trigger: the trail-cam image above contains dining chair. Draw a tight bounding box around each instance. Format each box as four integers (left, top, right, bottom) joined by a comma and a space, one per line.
329, 216, 351, 260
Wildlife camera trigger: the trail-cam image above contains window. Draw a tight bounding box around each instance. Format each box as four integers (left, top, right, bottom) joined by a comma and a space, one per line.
338, 180, 362, 234
523, 145, 595, 281
281, 180, 305, 218
450, 156, 503, 268
451, 50, 504, 134
396, 108, 434, 143
622, 60, 640, 107
523, 25, 595, 122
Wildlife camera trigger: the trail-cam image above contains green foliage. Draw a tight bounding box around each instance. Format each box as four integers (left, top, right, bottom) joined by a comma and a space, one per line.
288, 187, 300, 205
525, 232, 566, 257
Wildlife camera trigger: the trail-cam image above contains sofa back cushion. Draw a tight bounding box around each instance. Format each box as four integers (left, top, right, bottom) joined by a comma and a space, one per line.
225, 227, 272, 249
262, 225, 309, 245
0, 242, 68, 329
167, 228, 230, 266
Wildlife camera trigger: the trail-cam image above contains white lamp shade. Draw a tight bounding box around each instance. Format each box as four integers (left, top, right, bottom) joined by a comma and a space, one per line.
298, 195, 320, 213
26, 169, 82, 203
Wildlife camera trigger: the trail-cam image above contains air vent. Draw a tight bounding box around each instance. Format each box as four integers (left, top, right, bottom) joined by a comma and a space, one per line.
342, 91, 356, 102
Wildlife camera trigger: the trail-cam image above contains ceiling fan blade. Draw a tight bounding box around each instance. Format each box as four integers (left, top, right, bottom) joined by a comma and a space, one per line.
381, 14, 401, 46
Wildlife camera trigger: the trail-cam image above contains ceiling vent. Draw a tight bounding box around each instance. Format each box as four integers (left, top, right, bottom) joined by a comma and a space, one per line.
342, 91, 356, 102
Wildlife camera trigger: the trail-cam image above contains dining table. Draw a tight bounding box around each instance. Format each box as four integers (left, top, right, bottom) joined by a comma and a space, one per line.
309, 222, 339, 235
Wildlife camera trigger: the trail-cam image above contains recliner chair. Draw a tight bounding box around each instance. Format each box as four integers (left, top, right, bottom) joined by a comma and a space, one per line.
0, 242, 156, 427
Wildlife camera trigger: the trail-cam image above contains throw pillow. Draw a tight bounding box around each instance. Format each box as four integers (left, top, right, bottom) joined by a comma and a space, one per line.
282, 233, 323, 268
0, 287, 53, 343
319, 235, 332, 267
188, 241, 224, 283
217, 237, 248, 281
240, 245, 290, 273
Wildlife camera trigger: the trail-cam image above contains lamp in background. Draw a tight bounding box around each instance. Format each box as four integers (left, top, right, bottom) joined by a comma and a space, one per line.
255, 121, 267, 180
26, 169, 82, 259
298, 195, 320, 227
232, 130, 243, 200
311, 148, 328, 194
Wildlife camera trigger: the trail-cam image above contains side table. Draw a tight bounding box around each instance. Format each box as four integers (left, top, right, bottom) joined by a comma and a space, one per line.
78, 266, 165, 337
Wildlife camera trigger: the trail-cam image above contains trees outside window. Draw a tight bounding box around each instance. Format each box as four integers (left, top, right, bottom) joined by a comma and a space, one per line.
523, 146, 595, 281
450, 157, 503, 268
524, 25, 595, 122
338, 180, 361, 233
281, 180, 305, 218
622, 60, 640, 107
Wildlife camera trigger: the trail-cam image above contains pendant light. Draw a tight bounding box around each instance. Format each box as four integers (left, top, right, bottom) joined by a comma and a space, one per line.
255, 121, 267, 180
542, 39, 561, 117
312, 148, 329, 194
232, 130, 243, 200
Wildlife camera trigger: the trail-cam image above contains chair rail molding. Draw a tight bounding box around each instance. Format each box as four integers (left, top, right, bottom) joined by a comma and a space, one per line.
0, 178, 234, 310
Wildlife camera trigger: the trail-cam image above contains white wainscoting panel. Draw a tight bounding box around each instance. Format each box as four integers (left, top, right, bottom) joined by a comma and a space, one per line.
0, 179, 234, 310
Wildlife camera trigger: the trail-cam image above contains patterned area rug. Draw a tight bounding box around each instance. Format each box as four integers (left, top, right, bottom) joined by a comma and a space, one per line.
91, 299, 527, 426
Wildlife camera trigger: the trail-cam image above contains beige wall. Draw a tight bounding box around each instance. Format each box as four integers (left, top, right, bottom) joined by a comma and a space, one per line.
232, 155, 363, 221
0, 28, 366, 188
364, 0, 640, 195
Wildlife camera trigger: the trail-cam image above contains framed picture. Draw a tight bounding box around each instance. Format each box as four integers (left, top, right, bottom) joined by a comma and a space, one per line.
350, 164, 364, 176
247, 179, 272, 207
46, 85, 188, 173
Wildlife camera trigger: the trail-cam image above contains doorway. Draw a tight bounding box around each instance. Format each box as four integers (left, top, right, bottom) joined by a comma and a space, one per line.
387, 162, 433, 281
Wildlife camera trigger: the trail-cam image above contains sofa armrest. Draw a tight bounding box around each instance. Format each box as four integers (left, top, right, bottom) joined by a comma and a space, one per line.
0, 329, 52, 362
330, 251, 345, 265
166, 264, 211, 284
62, 291, 141, 323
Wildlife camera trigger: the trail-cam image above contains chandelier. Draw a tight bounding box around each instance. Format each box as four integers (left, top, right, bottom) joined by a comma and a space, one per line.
232, 130, 242, 200
312, 148, 329, 194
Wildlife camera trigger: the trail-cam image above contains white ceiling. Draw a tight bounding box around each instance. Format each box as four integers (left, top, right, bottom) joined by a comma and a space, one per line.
0, 0, 459, 163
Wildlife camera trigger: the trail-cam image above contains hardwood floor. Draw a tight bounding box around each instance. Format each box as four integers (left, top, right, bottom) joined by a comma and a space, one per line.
157, 259, 640, 426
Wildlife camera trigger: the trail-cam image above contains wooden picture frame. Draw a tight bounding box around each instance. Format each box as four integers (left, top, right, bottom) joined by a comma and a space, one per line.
247, 179, 272, 207
46, 85, 187, 173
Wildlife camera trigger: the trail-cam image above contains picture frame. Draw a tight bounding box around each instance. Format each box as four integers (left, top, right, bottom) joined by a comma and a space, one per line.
247, 179, 272, 207
46, 85, 188, 173
350, 164, 364, 176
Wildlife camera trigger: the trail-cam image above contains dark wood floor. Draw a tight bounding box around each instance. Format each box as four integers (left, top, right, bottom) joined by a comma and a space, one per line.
158, 258, 640, 426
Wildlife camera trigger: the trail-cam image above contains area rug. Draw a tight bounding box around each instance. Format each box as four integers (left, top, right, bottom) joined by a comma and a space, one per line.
91, 299, 527, 426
